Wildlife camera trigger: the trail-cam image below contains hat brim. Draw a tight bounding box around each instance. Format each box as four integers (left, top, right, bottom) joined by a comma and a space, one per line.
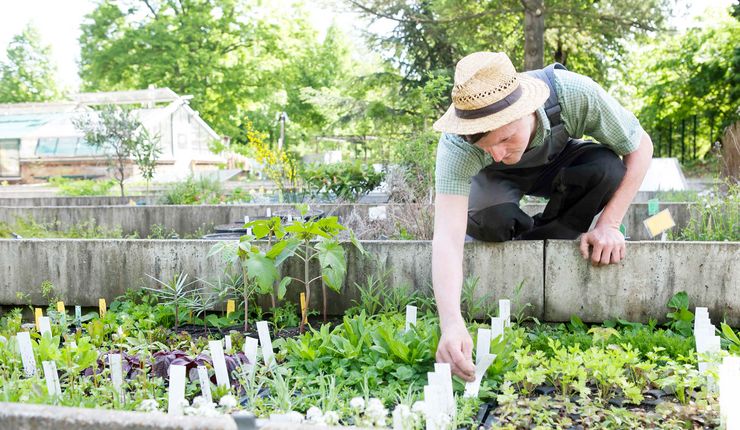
432, 74, 550, 135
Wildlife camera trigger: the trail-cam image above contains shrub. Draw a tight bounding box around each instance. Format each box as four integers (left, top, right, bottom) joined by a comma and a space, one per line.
300, 162, 384, 202
49, 177, 116, 196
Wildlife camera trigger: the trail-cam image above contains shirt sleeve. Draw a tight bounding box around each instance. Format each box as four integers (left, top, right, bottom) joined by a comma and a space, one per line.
554, 69, 645, 156
434, 133, 488, 196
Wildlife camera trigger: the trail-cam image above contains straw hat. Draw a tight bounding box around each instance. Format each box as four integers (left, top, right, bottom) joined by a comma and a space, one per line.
433, 52, 550, 135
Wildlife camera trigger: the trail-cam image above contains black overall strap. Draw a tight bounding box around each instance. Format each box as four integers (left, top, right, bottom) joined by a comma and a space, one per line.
524, 63, 570, 146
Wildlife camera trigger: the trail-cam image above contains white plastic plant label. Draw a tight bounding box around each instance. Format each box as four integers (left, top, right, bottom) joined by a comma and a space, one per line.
405, 305, 417, 332
75, 306, 82, 326
208, 340, 230, 388
167, 364, 187, 415
196, 365, 212, 403
244, 216, 250, 224
499, 299, 511, 327
224, 334, 232, 353
475, 328, 492, 365
243, 337, 259, 371
109, 353, 124, 403
39, 316, 52, 338
423, 384, 447, 430
42, 361, 61, 396
16, 331, 36, 377
719, 356, 740, 428
256, 321, 274, 367
491, 317, 505, 341
368, 205, 388, 221
464, 353, 495, 398
266, 208, 272, 217
433, 363, 455, 418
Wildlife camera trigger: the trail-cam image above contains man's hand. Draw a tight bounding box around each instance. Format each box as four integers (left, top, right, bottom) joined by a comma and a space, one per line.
579, 224, 626, 266
436, 318, 476, 381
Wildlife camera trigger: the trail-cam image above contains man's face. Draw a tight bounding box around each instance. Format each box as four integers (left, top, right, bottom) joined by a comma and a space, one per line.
473, 113, 535, 165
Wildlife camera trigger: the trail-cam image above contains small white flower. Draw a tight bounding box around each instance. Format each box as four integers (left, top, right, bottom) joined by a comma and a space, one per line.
192, 396, 215, 409
323, 410, 340, 425
137, 398, 160, 412
219, 394, 238, 409
306, 406, 324, 424
349, 396, 365, 411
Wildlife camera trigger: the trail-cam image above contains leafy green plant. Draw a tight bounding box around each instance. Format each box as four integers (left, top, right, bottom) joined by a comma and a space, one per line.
675, 184, 739, 241
268, 212, 353, 328
720, 322, 740, 353
300, 162, 384, 202
48, 177, 116, 196
665, 292, 694, 337
460, 276, 496, 323
143, 272, 195, 330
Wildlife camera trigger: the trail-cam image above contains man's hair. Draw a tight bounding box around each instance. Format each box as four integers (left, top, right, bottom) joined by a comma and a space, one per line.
461, 132, 488, 145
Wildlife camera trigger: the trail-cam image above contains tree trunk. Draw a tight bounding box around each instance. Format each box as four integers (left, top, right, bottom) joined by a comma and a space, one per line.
522, 0, 545, 71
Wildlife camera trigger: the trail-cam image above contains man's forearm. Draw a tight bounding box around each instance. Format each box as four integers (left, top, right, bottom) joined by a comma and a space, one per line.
432, 238, 465, 328
597, 132, 654, 228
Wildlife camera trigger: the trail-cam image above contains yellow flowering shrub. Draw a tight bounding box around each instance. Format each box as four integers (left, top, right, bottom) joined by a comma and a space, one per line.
245, 120, 299, 193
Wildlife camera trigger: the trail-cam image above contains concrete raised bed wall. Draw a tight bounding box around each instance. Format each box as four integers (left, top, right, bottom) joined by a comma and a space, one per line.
0, 203, 693, 240
545, 240, 740, 326
1, 239, 738, 324
0, 239, 544, 319
0, 402, 351, 430
0, 196, 159, 206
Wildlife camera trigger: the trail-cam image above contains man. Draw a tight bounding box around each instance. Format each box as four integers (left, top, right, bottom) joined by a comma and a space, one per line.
431, 52, 653, 381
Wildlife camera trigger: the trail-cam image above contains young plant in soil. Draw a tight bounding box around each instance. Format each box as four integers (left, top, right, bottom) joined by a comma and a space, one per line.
269, 214, 348, 331
143, 272, 194, 331
246, 216, 288, 309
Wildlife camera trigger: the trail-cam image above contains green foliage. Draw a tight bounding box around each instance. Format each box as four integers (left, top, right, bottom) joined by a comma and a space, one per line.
300, 162, 384, 202
665, 292, 694, 337
73, 105, 159, 197
674, 184, 740, 241
0, 24, 60, 103
720, 322, 740, 354
161, 176, 250, 205
626, 8, 739, 158
48, 177, 117, 196
143, 272, 196, 330
0, 218, 127, 239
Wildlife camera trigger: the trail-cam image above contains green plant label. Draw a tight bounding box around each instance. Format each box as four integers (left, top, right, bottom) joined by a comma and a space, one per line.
648, 199, 660, 216
619, 224, 627, 236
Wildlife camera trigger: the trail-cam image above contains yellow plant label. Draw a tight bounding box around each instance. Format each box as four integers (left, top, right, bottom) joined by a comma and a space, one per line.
98, 299, 107, 318
34, 308, 43, 330
300, 293, 308, 325
56, 301, 65, 313
226, 300, 235, 317
643, 209, 676, 238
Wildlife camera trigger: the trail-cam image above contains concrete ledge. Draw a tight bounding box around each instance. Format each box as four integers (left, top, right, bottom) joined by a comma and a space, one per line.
0, 196, 159, 206
0, 402, 357, 430
0, 203, 692, 240
0, 402, 237, 430
0, 239, 544, 319
544, 240, 740, 325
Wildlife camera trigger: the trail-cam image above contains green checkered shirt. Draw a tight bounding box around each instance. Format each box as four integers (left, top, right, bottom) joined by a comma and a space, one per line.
435, 69, 645, 196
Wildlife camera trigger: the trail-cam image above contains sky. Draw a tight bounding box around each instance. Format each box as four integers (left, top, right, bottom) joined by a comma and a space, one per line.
0, 0, 735, 92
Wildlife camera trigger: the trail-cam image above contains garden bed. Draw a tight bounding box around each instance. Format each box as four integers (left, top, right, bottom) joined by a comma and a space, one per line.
0, 239, 738, 324
0, 203, 696, 240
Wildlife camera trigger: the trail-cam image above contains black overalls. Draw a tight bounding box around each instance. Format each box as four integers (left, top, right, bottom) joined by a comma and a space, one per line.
466, 64, 627, 242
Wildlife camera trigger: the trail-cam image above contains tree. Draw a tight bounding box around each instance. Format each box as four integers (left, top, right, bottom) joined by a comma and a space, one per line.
345, 0, 671, 92
132, 128, 162, 195
0, 24, 60, 103
73, 105, 158, 197
624, 6, 739, 160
